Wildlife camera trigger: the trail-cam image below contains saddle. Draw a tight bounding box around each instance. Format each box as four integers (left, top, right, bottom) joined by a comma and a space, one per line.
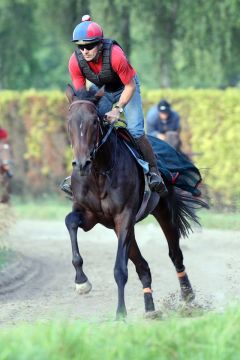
116, 126, 139, 150
115, 126, 154, 222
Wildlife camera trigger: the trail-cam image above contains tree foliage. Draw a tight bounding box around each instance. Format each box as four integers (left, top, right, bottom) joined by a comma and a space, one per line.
0, 0, 39, 89
0, 0, 240, 89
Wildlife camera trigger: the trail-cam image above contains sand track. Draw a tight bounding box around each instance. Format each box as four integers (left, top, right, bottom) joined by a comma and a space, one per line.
0, 220, 239, 325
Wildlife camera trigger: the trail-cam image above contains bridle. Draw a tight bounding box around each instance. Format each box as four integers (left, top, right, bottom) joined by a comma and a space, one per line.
68, 99, 118, 174
68, 99, 96, 112
69, 99, 101, 158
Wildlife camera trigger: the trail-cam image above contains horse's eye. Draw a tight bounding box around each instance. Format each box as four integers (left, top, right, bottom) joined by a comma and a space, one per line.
93, 118, 98, 125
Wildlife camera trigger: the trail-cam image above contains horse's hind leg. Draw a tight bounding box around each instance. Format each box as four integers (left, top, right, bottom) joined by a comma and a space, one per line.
152, 201, 195, 302
128, 231, 155, 313
65, 210, 92, 294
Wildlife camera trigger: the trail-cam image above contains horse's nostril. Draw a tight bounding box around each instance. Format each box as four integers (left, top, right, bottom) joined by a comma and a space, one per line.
77, 159, 92, 175
72, 160, 91, 169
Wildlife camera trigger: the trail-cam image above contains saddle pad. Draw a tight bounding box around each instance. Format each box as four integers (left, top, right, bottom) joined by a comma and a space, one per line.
123, 142, 149, 174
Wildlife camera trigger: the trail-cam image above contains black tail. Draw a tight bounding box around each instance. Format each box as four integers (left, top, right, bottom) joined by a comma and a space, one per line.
170, 187, 209, 238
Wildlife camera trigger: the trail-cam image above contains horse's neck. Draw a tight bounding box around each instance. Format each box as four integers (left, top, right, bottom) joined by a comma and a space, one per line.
94, 131, 126, 173
94, 133, 115, 167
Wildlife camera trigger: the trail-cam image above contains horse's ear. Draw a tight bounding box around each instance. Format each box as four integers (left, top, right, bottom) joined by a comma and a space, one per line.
94, 86, 105, 102
66, 84, 75, 103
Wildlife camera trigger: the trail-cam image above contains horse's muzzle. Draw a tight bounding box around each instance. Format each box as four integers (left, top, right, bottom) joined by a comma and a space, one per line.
72, 159, 92, 176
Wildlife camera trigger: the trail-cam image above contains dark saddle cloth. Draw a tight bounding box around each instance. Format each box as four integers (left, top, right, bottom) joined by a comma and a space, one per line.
148, 135, 202, 196
116, 128, 202, 196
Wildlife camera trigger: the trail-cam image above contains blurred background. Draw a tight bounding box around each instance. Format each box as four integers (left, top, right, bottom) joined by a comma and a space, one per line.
0, 0, 239, 223
1, 2, 240, 346
1, 0, 240, 90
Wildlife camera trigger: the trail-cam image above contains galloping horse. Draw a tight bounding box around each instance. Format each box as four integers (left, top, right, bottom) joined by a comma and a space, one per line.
65, 85, 208, 318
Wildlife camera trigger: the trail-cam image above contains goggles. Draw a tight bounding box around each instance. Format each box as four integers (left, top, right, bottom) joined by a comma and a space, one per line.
77, 42, 99, 51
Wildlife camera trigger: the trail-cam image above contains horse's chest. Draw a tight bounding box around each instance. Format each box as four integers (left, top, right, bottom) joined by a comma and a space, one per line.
77, 189, 115, 215
73, 176, 115, 215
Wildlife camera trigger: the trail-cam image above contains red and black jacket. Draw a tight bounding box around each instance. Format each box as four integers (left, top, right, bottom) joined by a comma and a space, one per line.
74, 39, 124, 92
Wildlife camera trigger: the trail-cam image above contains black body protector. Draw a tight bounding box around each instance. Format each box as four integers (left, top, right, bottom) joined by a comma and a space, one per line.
74, 39, 124, 92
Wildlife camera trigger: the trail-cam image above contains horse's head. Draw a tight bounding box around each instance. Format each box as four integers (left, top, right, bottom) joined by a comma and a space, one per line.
66, 85, 104, 174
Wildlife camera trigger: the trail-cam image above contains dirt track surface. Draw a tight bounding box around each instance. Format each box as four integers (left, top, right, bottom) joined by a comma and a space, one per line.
0, 220, 240, 325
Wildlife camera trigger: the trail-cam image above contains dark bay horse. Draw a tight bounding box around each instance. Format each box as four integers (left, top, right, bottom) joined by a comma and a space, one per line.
65, 85, 208, 319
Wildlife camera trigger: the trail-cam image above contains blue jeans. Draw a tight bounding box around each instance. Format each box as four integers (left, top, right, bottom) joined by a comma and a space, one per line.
91, 75, 145, 139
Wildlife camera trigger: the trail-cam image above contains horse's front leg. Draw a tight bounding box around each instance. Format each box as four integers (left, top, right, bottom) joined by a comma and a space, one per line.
114, 218, 133, 320
65, 210, 92, 294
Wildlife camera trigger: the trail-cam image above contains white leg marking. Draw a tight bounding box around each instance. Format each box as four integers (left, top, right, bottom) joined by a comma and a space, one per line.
75, 280, 92, 294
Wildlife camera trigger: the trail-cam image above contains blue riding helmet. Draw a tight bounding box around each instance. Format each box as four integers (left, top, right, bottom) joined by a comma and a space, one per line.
72, 15, 104, 44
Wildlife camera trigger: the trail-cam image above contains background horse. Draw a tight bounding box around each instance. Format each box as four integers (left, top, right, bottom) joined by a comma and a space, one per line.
65, 85, 208, 319
0, 140, 12, 204
165, 130, 181, 151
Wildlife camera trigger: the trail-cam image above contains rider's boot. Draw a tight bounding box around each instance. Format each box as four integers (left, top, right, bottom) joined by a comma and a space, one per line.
136, 135, 168, 197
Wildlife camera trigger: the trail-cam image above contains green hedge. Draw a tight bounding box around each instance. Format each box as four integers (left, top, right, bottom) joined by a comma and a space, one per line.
0, 90, 68, 194
0, 89, 239, 206
143, 88, 240, 207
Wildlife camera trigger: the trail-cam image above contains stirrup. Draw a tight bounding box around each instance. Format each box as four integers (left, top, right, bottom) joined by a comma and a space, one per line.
59, 176, 73, 197
148, 172, 168, 197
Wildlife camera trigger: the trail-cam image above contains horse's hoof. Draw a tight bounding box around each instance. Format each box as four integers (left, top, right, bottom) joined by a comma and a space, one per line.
181, 289, 195, 303
75, 280, 92, 294
144, 310, 163, 320
115, 309, 127, 321
115, 315, 127, 322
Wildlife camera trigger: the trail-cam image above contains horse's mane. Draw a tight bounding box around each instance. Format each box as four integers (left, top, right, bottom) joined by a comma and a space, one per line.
74, 87, 97, 103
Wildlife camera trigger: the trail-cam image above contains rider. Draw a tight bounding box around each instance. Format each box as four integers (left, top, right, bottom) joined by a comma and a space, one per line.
146, 100, 181, 150
0, 127, 12, 178
64, 15, 167, 196
0, 128, 8, 143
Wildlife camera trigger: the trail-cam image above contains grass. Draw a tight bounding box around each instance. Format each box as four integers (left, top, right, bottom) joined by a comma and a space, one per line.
0, 248, 12, 270
11, 195, 70, 221
11, 196, 240, 231
0, 307, 240, 359
197, 210, 240, 231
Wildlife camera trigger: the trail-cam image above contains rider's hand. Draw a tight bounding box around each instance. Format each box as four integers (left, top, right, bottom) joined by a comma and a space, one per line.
105, 107, 121, 124
157, 133, 166, 141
